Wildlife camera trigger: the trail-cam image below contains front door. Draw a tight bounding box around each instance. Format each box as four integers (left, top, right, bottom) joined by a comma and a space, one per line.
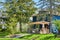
40, 24, 49, 34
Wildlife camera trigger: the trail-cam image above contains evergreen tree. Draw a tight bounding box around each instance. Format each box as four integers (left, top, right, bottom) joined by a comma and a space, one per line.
4, 0, 37, 34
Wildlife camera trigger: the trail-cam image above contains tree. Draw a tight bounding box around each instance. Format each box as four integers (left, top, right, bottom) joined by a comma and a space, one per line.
4, 0, 37, 34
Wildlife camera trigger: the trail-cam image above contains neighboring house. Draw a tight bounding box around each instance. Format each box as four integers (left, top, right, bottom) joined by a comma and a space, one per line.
53, 15, 60, 20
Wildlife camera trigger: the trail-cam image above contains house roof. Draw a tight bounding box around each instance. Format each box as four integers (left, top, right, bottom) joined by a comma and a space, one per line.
32, 10, 49, 16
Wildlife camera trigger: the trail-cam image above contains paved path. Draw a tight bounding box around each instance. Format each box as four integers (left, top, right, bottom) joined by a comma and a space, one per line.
5, 33, 31, 38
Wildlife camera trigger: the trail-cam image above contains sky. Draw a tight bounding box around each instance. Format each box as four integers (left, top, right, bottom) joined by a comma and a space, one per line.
0, 0, 6, 2
0, 0, 6, 9
33, 0, 39, 2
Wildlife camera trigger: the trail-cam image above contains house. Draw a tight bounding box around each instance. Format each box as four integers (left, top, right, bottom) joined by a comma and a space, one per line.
29, 10, 59, 34
53, 15, 60, 20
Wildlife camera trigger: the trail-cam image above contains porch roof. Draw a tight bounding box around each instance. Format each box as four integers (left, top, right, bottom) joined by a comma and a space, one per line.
29, 21, 50, 25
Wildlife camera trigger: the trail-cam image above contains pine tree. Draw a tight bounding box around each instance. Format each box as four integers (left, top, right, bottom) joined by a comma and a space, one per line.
4, 0, 37, 34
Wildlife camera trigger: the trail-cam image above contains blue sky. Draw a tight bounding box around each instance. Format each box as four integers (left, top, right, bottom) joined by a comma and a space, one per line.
0, 0, 5, 9
33, 0, 39, 2
0, 0, 6, 2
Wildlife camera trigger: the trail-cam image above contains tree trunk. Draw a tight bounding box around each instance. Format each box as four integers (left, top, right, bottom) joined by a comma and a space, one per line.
16, 22, 20, 32
49, 0, 53, 33
50, 0, 53, 22
20, 22, 22, 32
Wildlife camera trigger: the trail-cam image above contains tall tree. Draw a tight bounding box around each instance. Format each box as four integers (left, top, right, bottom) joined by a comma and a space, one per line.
4, 0, 37, 34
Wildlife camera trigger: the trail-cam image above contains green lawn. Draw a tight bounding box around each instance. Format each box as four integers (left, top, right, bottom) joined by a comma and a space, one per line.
20, 34, 58, 40
0, 34, 60, 40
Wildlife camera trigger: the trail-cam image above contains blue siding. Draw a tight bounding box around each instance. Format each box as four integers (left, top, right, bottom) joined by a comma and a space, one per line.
53, 15, 60, 20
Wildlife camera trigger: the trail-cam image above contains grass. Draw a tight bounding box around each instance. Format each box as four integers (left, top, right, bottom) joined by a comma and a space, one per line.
0, 32, 9, 38
0, 34, 60, 40
20, 34, 55, 40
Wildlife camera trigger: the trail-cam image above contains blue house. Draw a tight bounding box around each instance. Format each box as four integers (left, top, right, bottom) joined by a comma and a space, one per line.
53, 15, 60, 20
49, 15, 60, 34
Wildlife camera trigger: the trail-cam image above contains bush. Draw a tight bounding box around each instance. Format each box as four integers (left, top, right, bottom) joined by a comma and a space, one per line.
53, 20, 60, 30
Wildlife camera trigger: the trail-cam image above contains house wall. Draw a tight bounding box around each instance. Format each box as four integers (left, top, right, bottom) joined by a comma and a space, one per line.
53, 15, 60, 20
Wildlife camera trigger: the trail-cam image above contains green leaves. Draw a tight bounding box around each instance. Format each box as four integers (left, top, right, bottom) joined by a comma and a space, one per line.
53, 20, 60, 30
3, 0, 37, 33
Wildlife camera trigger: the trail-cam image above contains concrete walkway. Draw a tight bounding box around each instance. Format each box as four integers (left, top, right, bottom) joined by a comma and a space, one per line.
5, 33, 31, 38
